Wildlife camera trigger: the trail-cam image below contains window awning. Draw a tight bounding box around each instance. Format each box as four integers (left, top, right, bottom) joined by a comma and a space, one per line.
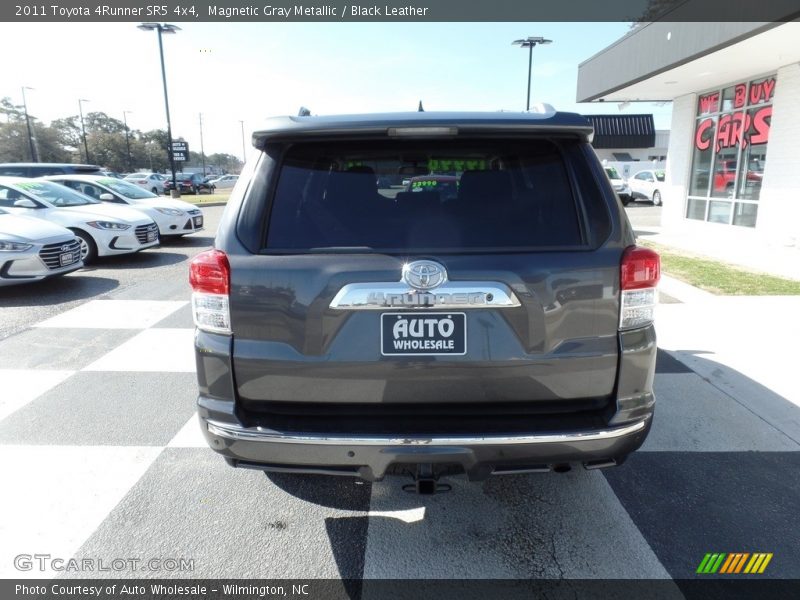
584, 114, 656, 149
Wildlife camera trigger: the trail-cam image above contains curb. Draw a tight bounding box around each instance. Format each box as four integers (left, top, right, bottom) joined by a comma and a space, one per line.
659, 274, 715, 304
186, 201, 228, 208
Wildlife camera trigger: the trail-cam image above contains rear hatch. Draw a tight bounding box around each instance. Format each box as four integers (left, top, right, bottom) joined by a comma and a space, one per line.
226, 128, 624, 432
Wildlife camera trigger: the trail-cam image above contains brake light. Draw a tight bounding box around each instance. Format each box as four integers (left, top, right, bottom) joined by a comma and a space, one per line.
619, 246, 660, 329
190, 250, 231, 334
137, 179, 147, 184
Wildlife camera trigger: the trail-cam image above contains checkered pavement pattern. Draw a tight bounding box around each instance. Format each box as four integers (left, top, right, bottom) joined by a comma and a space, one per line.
0, 298, 798, 581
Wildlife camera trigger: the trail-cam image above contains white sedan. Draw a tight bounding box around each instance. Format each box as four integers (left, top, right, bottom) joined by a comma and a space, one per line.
0, 208, 83, 286
0, 177, 159, 263
43, 175, 204, 239
124, 172, 167, 194
628, 169, 665, 206
209, 174, 238, 189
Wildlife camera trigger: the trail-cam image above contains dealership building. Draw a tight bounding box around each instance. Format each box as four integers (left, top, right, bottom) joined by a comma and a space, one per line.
577, 21, 800, 246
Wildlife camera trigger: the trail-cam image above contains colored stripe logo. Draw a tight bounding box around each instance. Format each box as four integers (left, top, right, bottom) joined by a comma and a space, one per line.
696, 553, 773, 574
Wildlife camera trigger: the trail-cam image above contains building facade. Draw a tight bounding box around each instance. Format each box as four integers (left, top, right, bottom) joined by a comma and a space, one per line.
577, 21, 800, 245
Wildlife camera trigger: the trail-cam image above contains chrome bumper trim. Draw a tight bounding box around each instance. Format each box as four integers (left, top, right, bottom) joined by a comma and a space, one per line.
205, 418, 647, 446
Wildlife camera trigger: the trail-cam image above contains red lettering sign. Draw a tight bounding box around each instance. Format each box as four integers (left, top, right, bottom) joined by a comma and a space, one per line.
750, 106, 772, 145
698, 92, 719, 115
749, 78, 776, 105
733, 84, 747, 109
716, 112, 751, 152
695, 118, 714, 150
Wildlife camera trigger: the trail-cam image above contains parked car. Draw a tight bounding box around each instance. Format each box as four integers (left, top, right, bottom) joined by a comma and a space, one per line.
98, 170, 124, 179
163, 173, 213, 195
0, 208, 83, 286
0, 177, 159, 263
42, 175, 204, 239
712, 159, 764, 197
190, 110, 660, 492
124, 172, 166, 194
604, 167, 632, 205
628, 169, 665, 205
0, 163, 104, 178
209, 174, 238, 189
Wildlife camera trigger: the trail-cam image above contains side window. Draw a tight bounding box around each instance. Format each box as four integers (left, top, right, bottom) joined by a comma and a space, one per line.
0, 185, 32, 207
0, 167, 28, 177
78, 183, 104, 199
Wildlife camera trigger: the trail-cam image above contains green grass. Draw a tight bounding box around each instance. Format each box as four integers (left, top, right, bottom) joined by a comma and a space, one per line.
640, 240, 800, 295
176, 191, 231, 204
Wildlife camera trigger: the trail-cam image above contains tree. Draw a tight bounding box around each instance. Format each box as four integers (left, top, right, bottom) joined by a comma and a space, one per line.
207, 153, 243, 174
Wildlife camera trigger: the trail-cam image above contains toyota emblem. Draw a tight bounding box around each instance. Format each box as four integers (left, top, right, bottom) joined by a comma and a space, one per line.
402, 260, 447, 291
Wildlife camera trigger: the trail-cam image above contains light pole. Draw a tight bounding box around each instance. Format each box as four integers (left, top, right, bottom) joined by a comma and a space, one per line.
239, 120, 246, 167
199, 113, 206, 176
512, 36, 552, 111
122, 110, 133, 172
78, 98, 90, 163
21, 87, 39, 162
138, 22, 181, 195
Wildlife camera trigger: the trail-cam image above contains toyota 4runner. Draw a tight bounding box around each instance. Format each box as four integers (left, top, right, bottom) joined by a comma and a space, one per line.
190, 109, 659, 492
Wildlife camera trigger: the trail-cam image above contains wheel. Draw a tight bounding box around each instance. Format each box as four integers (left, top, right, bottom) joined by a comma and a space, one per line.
192, 185, 199, 195
72, 229, 97, 264
652, 190, 662, 206
210, 185, 216, 193
151, 187, 158, 194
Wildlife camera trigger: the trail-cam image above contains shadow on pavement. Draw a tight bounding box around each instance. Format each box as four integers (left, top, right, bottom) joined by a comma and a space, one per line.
84, 251, 188, 271
264, 472, 372, 511
0, 274, 119, 307
161, 235, 215, 248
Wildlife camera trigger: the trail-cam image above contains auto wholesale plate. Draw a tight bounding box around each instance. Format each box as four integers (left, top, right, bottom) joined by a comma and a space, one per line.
381, 312, 466, 356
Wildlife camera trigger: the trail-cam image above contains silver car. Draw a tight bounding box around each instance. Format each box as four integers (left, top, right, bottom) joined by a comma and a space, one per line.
0, 208, 82, 286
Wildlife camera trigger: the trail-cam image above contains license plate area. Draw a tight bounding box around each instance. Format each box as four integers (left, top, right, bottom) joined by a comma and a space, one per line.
193, 216, 203, 227
59, 252, 76, 266
147, 231, 157, 242
381, 312, 466, 356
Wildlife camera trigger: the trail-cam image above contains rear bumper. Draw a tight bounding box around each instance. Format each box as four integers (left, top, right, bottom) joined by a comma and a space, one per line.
197, 397, 652, 481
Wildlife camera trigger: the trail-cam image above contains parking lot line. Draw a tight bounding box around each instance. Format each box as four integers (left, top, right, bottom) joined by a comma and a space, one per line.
82, 329, 196, 372
34, 300, 188, 330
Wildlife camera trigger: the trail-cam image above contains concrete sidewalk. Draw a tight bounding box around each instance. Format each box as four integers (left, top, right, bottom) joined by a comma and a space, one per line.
635, 223, 800, 281
657, 276, 800, 446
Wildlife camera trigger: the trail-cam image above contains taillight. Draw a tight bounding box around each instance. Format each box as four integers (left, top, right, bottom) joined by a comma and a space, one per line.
619, 246, 660, 329
190, 249, 231, 334
137, 179, 147, 184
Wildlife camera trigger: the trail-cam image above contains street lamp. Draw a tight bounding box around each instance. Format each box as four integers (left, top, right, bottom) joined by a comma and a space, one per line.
239, 120, 246, 166
21, 87, 39, 162
512, 36, 552, 111
122, 110, 133, 172
78, 98, 90, 163
138, 22, 181, 195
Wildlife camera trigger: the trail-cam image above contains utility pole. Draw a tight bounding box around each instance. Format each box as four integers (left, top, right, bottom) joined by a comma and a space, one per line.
199, 113, 206, 176
21, 87, 39, 162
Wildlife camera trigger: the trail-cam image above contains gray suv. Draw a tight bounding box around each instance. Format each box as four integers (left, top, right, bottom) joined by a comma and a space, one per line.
190, 110, 660, 493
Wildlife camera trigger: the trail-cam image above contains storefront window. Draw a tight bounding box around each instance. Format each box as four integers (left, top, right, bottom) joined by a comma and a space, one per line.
686, 74, 774, 227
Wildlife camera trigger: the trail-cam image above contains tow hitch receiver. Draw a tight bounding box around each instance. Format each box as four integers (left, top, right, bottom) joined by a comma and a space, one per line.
401, 464, 453, 495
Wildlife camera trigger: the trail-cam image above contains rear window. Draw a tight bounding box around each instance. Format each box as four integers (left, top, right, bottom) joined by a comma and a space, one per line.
263, 139, 590, 252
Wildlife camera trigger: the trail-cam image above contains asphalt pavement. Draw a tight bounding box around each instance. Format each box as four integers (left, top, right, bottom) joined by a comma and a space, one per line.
0, 204, 798, 586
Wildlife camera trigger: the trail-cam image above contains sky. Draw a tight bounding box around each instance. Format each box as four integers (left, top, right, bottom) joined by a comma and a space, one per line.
0, 21, 673, 161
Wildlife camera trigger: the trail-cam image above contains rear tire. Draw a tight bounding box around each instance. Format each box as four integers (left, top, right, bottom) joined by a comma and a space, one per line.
192, 185, 199, 195
72, 229, 97, 264
151, 187, 158, 194
652, 190, 662, 206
